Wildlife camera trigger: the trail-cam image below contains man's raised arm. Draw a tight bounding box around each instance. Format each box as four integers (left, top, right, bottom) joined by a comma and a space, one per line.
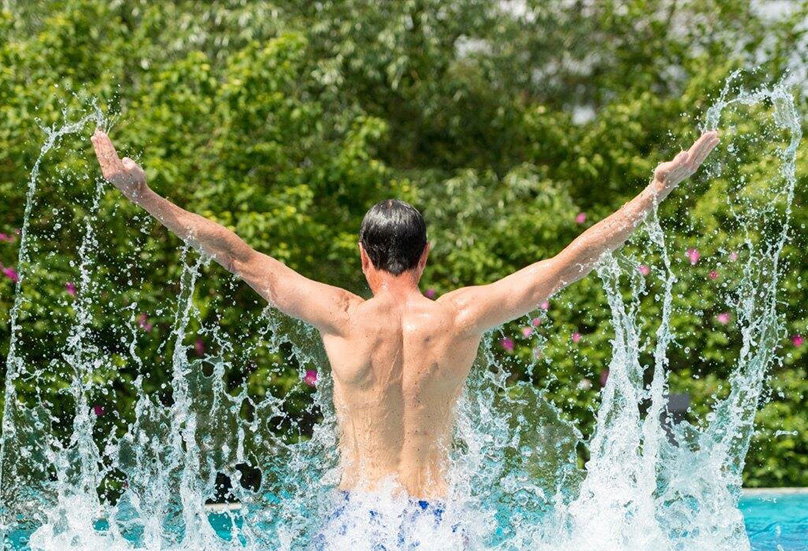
91, 129, 361, 336
439, 131, 720, 335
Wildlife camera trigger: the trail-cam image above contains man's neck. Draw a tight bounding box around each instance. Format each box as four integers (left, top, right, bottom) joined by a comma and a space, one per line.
369, 271, 422, 303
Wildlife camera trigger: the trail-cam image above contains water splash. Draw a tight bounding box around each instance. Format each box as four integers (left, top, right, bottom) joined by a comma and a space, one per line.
0, 76, 801, 550
0, 106, 106, 546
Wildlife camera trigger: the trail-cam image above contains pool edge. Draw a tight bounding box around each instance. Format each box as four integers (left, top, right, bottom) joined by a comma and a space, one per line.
742, 487, 808, 496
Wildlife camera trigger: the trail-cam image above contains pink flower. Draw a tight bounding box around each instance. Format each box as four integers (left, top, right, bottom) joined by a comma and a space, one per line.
531, 317, 542, 326
540, 301, 550, 310
92, 405, 105, 417
423, 288, 436, 299
137, 313, 153, 332
709, 270, 719, 280
792, 334, 804, 347
571, 332, 582, 343
575, 212, 587, 224
0, 233, 13, 243
638, 264, 651, 276
303, 369, 318, 387
729, 251, 738, 262
194, 338, 205, 357
600, 369, 609, 386
521, 327, 533, 338
716, 312, 731, 325
686, 248, 701, 265
65, 282, 76, 297
2, 267, 19, 283
500, 337, 514, 352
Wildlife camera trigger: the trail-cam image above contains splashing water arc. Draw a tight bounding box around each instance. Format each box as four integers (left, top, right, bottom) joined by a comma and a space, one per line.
0, 76, 801, 550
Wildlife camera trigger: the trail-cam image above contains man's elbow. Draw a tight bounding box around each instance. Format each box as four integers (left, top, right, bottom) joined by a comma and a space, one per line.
226, 248, 257, 277
538, 255, 589, 298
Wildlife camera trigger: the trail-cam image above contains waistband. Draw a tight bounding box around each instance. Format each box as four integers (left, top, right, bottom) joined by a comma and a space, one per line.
337, 490, 447, 517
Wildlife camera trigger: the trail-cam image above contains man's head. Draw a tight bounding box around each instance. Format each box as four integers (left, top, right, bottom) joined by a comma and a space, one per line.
358, 199, 428, 283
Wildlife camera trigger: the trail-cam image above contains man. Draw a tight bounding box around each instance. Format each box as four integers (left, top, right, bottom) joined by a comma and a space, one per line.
91, 128, 718, 515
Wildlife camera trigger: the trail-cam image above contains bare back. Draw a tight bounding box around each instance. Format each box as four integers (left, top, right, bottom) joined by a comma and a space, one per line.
321, 292, 481, 500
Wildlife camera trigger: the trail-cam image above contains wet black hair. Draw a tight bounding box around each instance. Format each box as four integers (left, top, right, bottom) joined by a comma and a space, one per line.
358, 199, 427, 275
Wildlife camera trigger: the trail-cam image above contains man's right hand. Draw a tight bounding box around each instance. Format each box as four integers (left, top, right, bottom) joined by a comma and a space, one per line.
653, 130, 719, 190
91, 129, 149, 201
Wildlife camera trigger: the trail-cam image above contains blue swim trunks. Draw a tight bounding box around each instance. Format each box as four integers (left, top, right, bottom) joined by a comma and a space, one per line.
311, 491, 466, 550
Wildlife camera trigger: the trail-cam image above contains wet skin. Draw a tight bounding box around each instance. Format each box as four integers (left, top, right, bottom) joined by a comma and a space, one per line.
92, 129, 718, 499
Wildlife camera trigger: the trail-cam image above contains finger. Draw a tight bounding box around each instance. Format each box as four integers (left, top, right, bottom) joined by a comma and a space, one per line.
655, 161, 673, 181
663, 152, 684, 172
687, 133, 711, 154
91, 130, 125, 177
686, 141, 706, 162
92, 130, 122, 168
692, 136, 719, 166
687, 132, 718, 160
689, 134, 719, 166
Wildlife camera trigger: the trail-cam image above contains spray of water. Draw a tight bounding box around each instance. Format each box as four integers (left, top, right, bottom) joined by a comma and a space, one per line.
0, 76, 801, 551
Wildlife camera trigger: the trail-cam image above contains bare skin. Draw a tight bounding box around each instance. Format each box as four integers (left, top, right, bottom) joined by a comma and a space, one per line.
92, 129, 719, 500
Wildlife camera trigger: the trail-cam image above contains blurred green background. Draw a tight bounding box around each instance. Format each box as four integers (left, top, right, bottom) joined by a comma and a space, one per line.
0, 0, 807, 488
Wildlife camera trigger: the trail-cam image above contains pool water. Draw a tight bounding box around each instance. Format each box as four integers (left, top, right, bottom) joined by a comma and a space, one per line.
740, 493, 808, 551
199, 492, 808, 551
3, 491, 806, 549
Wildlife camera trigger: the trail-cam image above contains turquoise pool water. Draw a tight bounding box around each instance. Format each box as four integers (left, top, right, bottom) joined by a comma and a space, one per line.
206, 493, 808, 551
3, 491, 806, 549
740, 493, 808, 551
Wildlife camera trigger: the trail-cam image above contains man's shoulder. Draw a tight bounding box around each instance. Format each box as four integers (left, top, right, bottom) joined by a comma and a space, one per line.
433, 286, 490, 338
